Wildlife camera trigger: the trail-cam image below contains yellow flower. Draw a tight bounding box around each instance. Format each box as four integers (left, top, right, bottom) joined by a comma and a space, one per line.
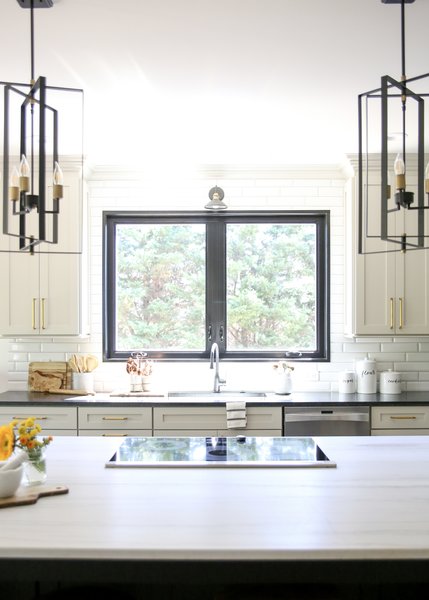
0, 424, 15, 461
0, 418, 53, 462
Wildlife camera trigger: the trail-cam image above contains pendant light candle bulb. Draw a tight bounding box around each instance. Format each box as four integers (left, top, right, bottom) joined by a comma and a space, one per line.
394, 153, 406, 191
53, 161, 64, 199
18, 154, 30, 193
8, 166, 19, 202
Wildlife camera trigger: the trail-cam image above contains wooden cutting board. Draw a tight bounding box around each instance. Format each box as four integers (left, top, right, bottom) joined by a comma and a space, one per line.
28, 361, 71, 392
0, 485, 69, 508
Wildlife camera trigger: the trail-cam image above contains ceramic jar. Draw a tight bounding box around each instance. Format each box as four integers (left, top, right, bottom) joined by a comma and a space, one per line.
379, 370, 402, 394
356, 358, 377, 394
273, 371, 293, 395
338, 371, 356, 394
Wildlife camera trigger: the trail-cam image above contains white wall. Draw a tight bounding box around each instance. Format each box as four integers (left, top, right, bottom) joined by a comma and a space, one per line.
3, 163, 429, 393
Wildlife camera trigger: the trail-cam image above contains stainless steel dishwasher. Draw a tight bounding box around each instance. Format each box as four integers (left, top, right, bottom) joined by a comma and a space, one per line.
284, 405, 370, 436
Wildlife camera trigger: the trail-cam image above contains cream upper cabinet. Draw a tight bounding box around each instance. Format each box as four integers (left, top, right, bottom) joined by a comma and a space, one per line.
0, 251, 81, 335
345, 157, 429, 336
0, 164, 83, 336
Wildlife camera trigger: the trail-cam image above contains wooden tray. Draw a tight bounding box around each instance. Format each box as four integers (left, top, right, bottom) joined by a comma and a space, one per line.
0, 485, 69, 508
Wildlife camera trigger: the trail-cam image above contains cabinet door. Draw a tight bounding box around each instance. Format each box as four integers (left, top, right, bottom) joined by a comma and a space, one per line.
39, 253, 81, 335
0, 406, 78, 431
153, 407, 225, 431
0, 251, 40, 335
371, 406, 429, 430
348, 164, 429, 335
354, 180, 397, 335
78, 406, 152, 431
0, 252, 80, 335
396, 247, 429, 334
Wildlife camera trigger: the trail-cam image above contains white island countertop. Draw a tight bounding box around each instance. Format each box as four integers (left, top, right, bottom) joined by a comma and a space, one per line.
1, 435, 429, 589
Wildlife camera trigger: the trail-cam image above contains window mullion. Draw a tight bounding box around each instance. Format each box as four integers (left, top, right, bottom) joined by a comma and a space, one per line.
206, 220, 227, 353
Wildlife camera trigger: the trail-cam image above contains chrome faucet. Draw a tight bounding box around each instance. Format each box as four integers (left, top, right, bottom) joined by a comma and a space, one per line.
209, 342, 226, 393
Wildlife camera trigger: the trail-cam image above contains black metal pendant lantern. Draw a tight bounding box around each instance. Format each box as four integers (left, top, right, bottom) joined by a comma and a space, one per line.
358, 0, 429, 254
1, 0, 83, 254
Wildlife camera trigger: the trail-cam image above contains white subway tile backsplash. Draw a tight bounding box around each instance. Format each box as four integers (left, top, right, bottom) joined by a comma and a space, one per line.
5, 167, 429, 392
381, 342, 419, 352
343, 343, 381, 353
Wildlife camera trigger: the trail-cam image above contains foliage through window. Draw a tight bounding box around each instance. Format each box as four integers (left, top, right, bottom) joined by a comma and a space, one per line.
103, 211, 330, 361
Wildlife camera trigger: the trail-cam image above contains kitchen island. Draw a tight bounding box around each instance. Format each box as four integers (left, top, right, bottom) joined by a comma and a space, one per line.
1, 435, 429, 599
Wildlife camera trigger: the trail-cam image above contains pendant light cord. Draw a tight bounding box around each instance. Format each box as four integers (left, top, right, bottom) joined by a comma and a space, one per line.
30, 0, 35, 83
400, 0, 407, 166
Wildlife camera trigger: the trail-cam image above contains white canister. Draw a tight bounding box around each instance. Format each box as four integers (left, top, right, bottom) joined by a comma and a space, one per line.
338, 371, 356, 394
72, 372, 94, 393
356, 358, 377, 394
379, 370, 402, 394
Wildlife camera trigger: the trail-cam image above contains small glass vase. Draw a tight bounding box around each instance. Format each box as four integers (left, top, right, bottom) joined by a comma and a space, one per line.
23, 451, 47, 487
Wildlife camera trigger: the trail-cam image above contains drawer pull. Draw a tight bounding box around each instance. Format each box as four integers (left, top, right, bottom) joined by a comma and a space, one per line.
102, 433, 128, 437
12, 416, 48, 420
389, 415, 417, 420
102, 416, 128, 421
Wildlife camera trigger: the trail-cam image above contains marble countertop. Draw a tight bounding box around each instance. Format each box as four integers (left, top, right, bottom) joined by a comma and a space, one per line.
1, 389, 429, 406
2, 433, 429, 593
1, 434, 429, 562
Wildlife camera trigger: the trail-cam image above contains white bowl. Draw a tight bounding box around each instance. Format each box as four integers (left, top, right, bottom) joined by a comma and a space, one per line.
0, 464, 24, 498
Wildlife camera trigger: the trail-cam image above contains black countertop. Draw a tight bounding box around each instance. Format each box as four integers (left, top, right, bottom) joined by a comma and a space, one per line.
0, 390, 429, 406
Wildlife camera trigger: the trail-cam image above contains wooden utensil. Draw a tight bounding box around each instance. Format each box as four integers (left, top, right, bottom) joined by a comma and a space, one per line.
85, 355, 99, 372
0, 485, 69, 509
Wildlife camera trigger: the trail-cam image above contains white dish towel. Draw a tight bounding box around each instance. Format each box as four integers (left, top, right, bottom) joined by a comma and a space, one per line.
226, 401, 247, 429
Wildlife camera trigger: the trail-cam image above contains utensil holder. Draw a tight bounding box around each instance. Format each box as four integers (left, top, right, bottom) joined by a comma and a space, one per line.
72, 372, 94, 393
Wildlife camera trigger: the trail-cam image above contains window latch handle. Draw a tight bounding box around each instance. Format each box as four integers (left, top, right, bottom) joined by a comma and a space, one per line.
208, 325, 212, 341
219, 326, 224, 342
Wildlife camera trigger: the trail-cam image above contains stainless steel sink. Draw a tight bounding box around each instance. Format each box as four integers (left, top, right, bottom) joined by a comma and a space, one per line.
168, 391, 266, 398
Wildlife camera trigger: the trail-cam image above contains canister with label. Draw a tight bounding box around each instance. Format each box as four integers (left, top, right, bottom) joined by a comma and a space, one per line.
379, 370, 402, 394
338, 371, 356, 394
356, 358, 377, 394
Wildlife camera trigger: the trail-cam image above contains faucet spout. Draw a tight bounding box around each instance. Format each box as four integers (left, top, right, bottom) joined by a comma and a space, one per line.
209, 342, 226, 393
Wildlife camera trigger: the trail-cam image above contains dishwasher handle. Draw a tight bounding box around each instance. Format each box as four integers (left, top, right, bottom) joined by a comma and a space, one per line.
284, 412, 369, 423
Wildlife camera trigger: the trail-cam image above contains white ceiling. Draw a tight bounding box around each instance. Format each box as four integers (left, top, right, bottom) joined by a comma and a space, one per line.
1, 0, 429, 169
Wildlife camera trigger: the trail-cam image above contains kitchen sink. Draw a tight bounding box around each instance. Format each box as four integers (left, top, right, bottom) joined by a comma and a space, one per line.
168, 391, 266, 398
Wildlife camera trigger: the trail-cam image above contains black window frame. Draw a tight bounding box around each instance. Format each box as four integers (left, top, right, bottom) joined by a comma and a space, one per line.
103, 210, 330, 362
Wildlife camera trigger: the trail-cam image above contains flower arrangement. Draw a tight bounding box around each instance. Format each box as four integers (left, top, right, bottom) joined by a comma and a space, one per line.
126, 355, 154, 377
0, 417, 53, 471
272, 361, 294, 373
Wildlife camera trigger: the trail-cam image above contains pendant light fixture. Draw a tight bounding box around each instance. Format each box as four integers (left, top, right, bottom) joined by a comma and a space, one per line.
358, 0, 429, 254
1, 0, 83, 254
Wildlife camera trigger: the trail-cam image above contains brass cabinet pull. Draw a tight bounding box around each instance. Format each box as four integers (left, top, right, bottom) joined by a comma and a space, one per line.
32, 298, 37, 330
41, 297, 46, 330
399, 297, 403, 329
389, 415, 417, 420
389, 298, 394, 329
12, 416, 48, 420
102, 433, 128, 437
102, 416, 128, 421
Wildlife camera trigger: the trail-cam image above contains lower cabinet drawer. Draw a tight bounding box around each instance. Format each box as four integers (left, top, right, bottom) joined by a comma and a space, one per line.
371, 406, 429, 430
79, 429, 152, 437
78, 406, 152, 430
0, 406, 78, 430
153, 407, 282, 430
